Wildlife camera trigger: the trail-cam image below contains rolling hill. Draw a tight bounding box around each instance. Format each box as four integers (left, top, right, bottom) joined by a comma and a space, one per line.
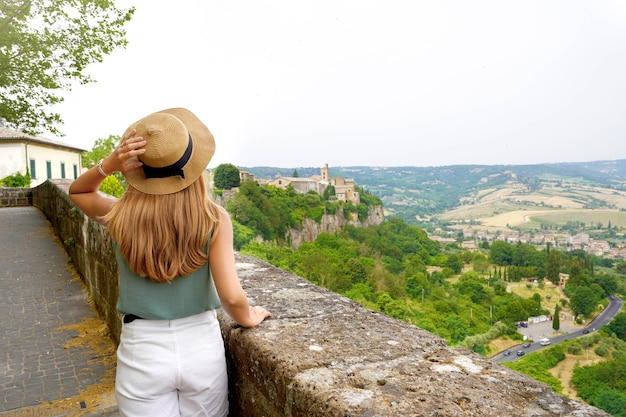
241, 160, 626, 232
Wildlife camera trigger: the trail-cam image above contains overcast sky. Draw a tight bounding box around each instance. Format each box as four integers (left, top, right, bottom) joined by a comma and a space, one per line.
51, 0, 626, 168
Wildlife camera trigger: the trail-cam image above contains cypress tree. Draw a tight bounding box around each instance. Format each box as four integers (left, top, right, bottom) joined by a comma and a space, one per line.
553, 304, 561, 331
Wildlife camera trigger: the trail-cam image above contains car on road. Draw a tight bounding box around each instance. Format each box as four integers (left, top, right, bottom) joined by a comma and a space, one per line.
583, 329, 589, 334
503, 350, 511, 356
522, 342, 531, 348
516, 350, 525, 356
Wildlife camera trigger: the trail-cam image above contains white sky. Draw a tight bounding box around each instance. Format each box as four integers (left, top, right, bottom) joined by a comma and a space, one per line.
51, 0, 626, 168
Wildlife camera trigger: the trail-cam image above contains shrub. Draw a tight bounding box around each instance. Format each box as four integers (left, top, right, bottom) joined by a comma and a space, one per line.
567, 342, 583, 355
1, 171, 31, 187
99, 175, 124, 197
594, 344, 609, 357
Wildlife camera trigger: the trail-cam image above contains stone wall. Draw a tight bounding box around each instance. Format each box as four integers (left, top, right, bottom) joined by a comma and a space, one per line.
0, 187, 32, 207
29, 180, 123, 341
3, 181, 611, 416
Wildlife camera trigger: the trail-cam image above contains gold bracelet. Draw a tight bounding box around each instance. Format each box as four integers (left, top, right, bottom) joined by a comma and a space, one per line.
96, 159, 110, 177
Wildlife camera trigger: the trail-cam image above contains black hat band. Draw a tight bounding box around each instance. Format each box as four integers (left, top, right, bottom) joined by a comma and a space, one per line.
142, 134, 193, 179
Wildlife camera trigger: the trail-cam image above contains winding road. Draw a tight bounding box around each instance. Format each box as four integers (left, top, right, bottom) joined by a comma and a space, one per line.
494, 295, 623, 363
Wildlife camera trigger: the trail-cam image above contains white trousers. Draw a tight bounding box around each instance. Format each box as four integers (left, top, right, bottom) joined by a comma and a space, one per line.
115, 310, 229, 417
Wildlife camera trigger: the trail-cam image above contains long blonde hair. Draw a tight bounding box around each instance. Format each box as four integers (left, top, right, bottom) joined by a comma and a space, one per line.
103, 176, 221, 282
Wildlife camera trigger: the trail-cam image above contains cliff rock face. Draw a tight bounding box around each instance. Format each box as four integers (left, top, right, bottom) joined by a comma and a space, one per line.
212, 186, 385, 249
287, 205, 384, 250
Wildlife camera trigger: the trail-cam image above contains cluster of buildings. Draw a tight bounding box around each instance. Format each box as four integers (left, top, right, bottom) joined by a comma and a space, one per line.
239, 163, 361, 205
429, 225, 626, 259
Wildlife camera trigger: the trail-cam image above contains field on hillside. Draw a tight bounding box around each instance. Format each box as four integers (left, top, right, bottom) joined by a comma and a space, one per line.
440, 180, 626, 232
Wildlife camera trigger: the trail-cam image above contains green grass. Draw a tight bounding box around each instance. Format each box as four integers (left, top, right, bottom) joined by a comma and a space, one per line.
529, 210, 626, 229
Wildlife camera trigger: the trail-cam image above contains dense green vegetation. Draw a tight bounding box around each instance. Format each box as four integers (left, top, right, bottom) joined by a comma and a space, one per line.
225, 180, 382, 246
572, 357, 626, 417
506, 331, 626, 417
0, 170, 31, 187
226, 181, 622, 356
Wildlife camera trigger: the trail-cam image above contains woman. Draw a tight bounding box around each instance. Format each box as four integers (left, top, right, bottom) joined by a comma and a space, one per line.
69, 108, 271, 417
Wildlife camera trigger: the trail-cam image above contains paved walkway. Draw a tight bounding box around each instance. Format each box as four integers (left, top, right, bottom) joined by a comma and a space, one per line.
0, 207, 119, 416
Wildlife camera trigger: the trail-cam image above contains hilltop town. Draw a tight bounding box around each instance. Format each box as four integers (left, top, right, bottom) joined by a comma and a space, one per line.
238, 163, 361, 206
429, 226, 626, 260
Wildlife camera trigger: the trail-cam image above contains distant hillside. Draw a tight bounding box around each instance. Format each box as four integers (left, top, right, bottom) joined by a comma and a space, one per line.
240, 160, 626, 228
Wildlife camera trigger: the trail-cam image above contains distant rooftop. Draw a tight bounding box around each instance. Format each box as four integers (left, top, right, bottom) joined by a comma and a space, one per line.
0, 126, 86, 152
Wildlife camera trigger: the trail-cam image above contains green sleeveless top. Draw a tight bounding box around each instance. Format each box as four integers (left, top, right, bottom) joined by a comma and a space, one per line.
114, 243, 221, 320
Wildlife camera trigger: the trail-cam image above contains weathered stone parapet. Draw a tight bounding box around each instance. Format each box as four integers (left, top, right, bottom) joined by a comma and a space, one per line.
220, 255, 610, 417
0, 187, 32, 207
30, 179, 123, 342
14, 180, 610, 416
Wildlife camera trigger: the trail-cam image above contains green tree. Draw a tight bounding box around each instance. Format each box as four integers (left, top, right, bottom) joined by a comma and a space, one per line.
345, 258, 370, 285
445, 253, 463, 274
344, 282, 374, 304
213, 163, 241, 189
546, 244, 561, 284
81, 135, 127, 190
446, 315, 469, 343
552, 304, 561, 331
606, 312, 626, 341
595, 273, 618, 297
472, 252, 490, 273
0, 0, 134, 135
232, 220, 258, 250
489, 240, 513, 266
569, 286, 597, 318
81, 135, 119, 169
322, 184, 336, 200
571, 359, 626, 417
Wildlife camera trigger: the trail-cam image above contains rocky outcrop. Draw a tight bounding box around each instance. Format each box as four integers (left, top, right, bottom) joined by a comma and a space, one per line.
210, 184, 385, 250
286, 205, 385, 249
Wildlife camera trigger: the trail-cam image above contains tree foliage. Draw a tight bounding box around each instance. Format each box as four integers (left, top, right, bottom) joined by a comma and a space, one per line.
213, 163, 241, 190
0, 0, 134, 135
81, 135, 119, 169
80, 135, 127, 191
99, 175, 124, 198
505, 345, 566, 393
571, 359, 626, 417
552, 304, 561, 331
488, 241, 513, 266
0, 170, 30, 187
546, 244, 562, 284
606, 312, 626, 341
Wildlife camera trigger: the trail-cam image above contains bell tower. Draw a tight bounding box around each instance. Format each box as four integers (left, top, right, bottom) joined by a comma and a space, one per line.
321, 163, 329, 181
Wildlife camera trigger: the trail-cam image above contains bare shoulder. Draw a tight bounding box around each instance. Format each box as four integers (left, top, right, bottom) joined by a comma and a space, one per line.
216, 205, 232, 221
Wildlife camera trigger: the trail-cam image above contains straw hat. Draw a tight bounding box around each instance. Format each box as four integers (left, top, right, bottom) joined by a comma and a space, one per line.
123, 108, 215, 195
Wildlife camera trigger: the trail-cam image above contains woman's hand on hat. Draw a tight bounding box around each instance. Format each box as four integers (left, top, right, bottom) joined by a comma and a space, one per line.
108, 129, 146, 174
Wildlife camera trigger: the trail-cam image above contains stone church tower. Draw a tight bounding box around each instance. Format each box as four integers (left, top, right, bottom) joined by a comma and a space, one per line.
321, 163, 329, 181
